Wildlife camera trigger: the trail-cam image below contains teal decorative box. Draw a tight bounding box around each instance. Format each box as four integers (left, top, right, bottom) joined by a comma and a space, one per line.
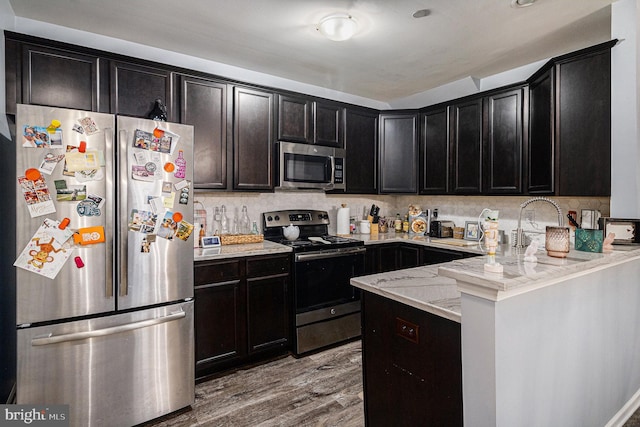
575, 229, 604, 252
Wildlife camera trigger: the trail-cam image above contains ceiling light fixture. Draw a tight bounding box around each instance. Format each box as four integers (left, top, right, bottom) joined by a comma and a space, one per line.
317, 14, 358, 41
412, 9, 431, 18
510, 0, 537, 8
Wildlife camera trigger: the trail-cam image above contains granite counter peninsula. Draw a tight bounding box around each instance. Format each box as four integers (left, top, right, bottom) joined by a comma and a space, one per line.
351, 245, 640, 427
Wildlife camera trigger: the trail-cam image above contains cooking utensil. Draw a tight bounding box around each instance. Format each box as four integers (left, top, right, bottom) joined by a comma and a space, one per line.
567, 213, 580, 228
308, 236, 332, 244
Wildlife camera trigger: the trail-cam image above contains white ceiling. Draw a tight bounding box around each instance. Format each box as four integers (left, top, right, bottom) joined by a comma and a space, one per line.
8, 0, 614, 104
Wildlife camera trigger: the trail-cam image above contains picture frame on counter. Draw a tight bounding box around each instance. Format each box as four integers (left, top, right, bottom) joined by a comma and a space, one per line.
464, 221, 480, 241
201, 235, 221, 248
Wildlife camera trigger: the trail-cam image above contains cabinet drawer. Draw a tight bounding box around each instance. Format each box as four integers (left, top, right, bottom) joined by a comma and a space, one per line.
246, 255, 290, 278
194, 260, 242, 286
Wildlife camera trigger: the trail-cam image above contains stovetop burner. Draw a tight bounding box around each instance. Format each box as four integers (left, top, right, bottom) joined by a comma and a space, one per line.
262, 209, 364, 252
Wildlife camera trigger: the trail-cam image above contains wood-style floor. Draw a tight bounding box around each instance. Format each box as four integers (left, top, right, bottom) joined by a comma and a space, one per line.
144, 339, 640, 427
143, 340, 364, 427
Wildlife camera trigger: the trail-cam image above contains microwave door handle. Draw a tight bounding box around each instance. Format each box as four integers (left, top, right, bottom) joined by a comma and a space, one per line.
329, 156, 335, 188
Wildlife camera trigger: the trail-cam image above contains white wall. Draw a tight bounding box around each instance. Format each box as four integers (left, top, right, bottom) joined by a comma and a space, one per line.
461, 256, 640, 426
610, 0, 640, 217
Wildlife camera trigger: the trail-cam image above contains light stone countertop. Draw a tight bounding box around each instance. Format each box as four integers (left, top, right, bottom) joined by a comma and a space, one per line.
437, 245, 640, 299
350, 265, 462, 323
194, 239, 292, 261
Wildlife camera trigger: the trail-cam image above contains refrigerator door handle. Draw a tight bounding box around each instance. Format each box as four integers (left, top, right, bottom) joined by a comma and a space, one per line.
105, 127, 115, 298
30, 310, 186, 346
117, 129, 129, 297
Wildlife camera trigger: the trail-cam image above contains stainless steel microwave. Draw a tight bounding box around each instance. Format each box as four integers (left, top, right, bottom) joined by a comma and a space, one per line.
277, 141, 345, 190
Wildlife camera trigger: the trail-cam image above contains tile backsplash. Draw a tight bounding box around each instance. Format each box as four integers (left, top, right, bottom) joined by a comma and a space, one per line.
194, 190, 610, 242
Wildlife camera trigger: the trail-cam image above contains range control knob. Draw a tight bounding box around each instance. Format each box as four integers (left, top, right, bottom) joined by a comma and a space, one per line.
274, 215, 280, 221
267, 216, 273, 222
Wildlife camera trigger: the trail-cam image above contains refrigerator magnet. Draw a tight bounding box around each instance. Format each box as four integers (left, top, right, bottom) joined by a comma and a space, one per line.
175, 220, 194, 242
173, 150, 186, 179
128, 209, 158, 234
18, 175, 56, 218
163, 192, 176, 209
72, 123, 84, 134
73, 226, 105, 245
178, 187, 189, 205
38, 152, 65, 175
140, 238, 151, 253
14, 218, 74, 279
22, 125, 63, 149
174, 179, 189, 191
157, 212, 178, 240
76, 200, 101, 217
78, 117, 100, 135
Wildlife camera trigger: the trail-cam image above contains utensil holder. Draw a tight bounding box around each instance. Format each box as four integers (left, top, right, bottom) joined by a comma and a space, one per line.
545, 226, 570, 258
575, 228, 604, 252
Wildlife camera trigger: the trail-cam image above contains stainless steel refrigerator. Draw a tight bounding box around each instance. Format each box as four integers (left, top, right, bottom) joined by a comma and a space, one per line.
11, 104, 195, 426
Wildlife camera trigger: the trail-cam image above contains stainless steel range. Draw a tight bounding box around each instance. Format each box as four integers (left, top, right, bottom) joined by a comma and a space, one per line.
263, 210, 365, 355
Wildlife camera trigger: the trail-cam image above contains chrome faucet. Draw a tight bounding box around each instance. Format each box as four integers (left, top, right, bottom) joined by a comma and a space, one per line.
514, 197, 563, 248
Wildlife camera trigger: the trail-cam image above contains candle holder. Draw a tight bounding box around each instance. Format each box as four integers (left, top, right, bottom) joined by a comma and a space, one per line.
545, 226, 570, 258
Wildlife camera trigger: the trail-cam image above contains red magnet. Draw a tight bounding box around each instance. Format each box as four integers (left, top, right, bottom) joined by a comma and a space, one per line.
78, 141, 87, 153
25, 168, 41, 181
153, 127, 165, 138
74, 256, 85, 268
172, 212, 183, 223
59, 217, 70, 230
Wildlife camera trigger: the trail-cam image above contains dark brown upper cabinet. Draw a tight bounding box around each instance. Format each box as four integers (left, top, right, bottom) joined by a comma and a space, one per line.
277, 94, 344, 147
277, 94, 312, 143
554, 45, 612, 196
233, 86, 275, 191
314, 101, 344, 147
179, 75, 228, 189
5, 37, 104, 114
527, 68, 554, 194
378, 112, 418, 194
527, 40, 615, 196
420, 107, 450, 194
110, 60, 173, 120
450, 98, 483, 194
483, 87, 524, 194
344, 107, 378, 194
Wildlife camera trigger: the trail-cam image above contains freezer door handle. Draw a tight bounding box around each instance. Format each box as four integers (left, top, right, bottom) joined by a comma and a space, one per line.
117, 129, 129, 297
30, 310, 186, 346
105, 128, 115, 298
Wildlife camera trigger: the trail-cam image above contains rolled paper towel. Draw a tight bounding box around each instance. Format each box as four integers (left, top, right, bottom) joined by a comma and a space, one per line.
337, 204, 351, 235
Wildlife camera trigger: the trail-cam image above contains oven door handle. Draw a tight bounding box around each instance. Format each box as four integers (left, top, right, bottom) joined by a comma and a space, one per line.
295, 246, 366, 262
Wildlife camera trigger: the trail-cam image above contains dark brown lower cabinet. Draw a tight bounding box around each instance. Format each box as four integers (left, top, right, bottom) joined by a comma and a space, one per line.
194, 254, 290, 379
362, 291, 462, 427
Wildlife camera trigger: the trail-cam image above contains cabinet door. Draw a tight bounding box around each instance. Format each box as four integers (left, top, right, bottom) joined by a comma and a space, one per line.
344, 108, 378, 194
556, 50, 611, 196
362, 292, 463, 427
19, 43, 100, 112
277, 94, 312, 143
378, 244, 399, 273
110, 61, 173, 119
451, 98, 483, 194
422, 247, 465, 265
528, 69, 554, 194
420, 108, 449, 194
180, 76, 228, 189
233, 86, 275, 191
484, 88, 523, 194
246, 274, 290, 354
314, 101, 344, 147
194, 280, 245, 376
379, 113, 418, 194
398, 244, 421, 269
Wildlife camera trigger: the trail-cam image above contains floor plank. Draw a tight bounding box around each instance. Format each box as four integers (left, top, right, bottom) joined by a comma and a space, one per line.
143, 340, 364, 427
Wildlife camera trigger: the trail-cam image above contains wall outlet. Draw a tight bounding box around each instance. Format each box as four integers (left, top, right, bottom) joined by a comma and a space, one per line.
524, 210, 535, 222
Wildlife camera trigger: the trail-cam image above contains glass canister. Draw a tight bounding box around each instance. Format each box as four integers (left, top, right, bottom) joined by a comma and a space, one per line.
545, 226, 570, 258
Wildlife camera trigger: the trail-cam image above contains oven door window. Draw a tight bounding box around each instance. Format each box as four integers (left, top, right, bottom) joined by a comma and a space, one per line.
295, 253, 364, 313
284, 153, 331, 184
